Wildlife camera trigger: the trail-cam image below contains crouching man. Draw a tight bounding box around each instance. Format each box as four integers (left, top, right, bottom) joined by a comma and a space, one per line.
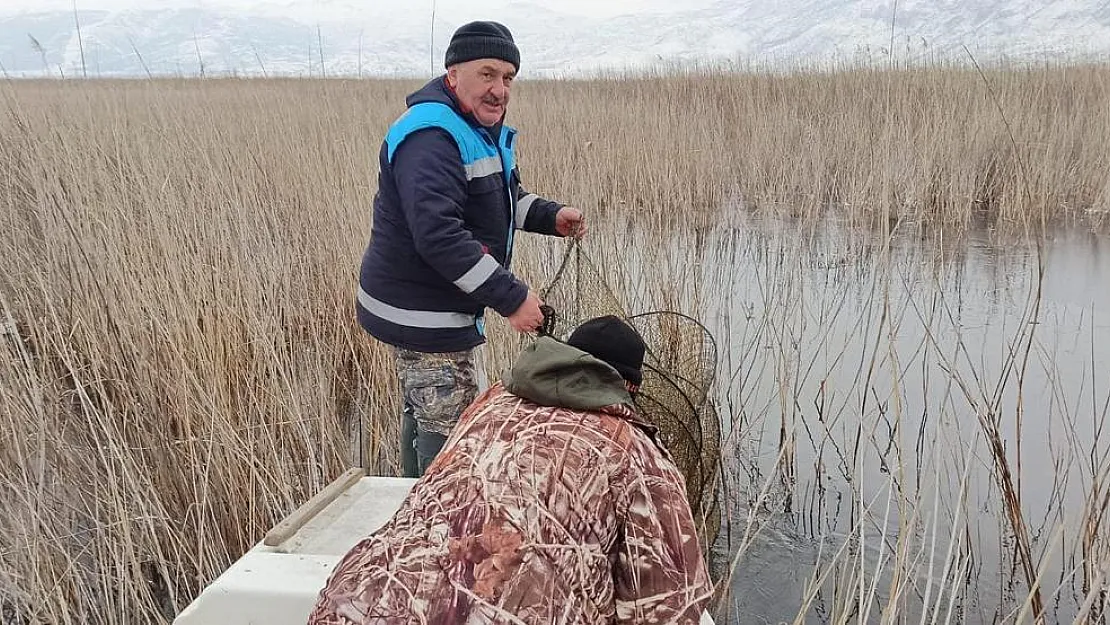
308, 315, 713, 624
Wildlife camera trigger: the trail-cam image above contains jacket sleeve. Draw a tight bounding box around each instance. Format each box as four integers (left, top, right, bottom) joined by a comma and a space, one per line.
513, 167, 563, 236
612, 437, 714, 624
392, 129, 529, 318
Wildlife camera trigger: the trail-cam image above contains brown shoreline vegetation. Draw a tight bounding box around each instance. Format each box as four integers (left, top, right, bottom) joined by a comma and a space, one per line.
1, 61, 1108, 623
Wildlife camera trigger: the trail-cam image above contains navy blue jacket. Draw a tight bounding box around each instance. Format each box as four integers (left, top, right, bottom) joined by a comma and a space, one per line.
357, 77, 564, 353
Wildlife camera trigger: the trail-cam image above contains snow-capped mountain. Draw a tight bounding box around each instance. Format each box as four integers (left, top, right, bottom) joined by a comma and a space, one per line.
1, 0, 1107, 78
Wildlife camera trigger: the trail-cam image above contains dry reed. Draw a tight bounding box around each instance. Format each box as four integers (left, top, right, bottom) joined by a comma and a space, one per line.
0, 61, 1108, 623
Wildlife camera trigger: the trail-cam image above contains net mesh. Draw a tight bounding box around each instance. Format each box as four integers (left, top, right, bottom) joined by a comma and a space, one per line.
537, 241, 722, 549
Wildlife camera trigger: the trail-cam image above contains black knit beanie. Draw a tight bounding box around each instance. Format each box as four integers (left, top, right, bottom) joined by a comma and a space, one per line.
567, 316, 646, 387
444, 21, 520, 71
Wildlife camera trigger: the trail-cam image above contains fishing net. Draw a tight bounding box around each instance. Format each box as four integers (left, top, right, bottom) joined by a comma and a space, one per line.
538, 240, 722, 550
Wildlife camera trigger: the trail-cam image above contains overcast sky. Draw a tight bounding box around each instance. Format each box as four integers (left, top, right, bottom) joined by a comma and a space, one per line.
1, 0, 1106, 77
0, 0, 719, 19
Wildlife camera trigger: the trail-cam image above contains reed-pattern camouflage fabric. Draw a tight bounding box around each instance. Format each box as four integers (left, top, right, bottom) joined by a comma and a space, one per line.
307, 383, 713, 625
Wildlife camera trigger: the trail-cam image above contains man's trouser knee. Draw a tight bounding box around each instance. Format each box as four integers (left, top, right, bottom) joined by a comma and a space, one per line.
395, 347, 479, 477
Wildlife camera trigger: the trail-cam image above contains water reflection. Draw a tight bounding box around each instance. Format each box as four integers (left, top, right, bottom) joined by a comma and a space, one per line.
700, 218, 1110, 623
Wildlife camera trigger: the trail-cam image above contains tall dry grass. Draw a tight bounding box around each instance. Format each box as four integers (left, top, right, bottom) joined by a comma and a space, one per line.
0, 62, 1107, 623
515, 61, 1110, 232
0, 79, 408, 622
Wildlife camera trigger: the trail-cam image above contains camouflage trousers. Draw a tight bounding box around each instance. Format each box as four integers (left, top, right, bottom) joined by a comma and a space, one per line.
394, 347, 486, 477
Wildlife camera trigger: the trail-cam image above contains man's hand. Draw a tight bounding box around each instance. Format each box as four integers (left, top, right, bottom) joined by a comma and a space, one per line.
507, 291, 545, 333
555, 207, 587, 239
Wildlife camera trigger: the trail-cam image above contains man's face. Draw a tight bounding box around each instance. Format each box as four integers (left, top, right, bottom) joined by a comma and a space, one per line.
447, 58, 516, 127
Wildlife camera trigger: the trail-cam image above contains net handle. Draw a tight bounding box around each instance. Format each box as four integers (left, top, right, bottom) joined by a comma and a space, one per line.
538, 304, 558, 337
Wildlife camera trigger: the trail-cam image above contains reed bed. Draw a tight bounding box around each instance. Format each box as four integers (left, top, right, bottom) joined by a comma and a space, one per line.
0, 61, 1108, 623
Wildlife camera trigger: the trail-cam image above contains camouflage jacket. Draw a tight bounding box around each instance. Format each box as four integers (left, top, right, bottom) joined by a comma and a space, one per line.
308, 338, 713, 624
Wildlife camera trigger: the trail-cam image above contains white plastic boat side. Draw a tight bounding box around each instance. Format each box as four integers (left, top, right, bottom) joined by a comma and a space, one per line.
173, 474, 716, 624
173, 476, 416, 625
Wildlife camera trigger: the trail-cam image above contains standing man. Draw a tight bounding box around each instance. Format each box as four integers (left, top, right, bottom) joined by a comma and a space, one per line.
356, 21, 586, 476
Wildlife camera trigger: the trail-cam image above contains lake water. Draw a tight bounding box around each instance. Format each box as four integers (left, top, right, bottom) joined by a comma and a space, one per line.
685, 217, 1110, 623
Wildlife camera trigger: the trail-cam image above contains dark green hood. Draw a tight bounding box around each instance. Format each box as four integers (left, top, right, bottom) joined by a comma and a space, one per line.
502, 336, 634, 411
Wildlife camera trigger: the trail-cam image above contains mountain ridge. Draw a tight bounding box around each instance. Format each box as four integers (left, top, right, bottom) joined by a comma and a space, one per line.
2, 1, 1108, 78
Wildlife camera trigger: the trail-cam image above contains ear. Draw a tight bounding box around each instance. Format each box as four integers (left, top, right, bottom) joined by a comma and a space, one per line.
446, 65, 459, 87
